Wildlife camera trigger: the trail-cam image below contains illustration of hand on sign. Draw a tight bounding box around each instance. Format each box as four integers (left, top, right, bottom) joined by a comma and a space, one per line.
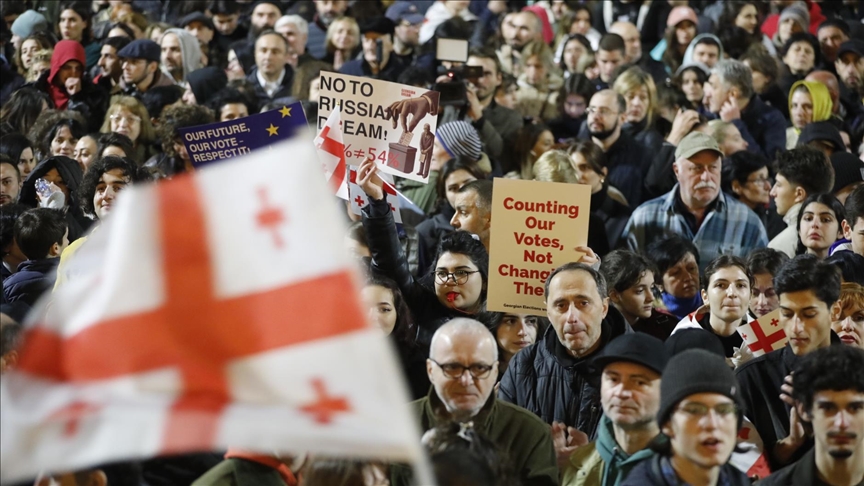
385, 91, 439, 178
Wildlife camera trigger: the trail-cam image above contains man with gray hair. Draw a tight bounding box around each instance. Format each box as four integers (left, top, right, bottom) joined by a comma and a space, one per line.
704, 59, 787, 160
390, 318, 558, 486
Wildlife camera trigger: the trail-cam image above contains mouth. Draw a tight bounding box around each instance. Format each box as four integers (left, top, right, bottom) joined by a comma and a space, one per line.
446, 292, 460, 302
514, 340, 531, 347
840, 333, 859, 345
701, 437, 724, 451
789, 336, 809, 346
808, 233, 823, 240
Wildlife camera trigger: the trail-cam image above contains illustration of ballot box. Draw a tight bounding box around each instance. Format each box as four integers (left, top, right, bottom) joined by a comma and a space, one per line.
388, 143, 417, 173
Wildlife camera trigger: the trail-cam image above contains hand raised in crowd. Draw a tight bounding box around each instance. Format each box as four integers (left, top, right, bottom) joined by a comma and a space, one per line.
357, 156, 384, 201
551, 421, 589, 468
575, 245, 599, 267
465, 84, 484, 122
386, 95, 434, 133
65, 77, 82, 96
720, 93, 742, 122
666, 108, 700, 146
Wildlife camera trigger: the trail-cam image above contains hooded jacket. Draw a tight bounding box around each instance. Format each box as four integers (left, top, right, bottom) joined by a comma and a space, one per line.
785, 80, 833, 148
682, 34, 724, 67
163, 28, 203, 84
562, 415, 657, 486
18, 157, 90, 243
47, 40, 86, 110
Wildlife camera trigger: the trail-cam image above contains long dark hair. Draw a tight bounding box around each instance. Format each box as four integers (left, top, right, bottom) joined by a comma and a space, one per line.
365, 275, 416, 349
432, 157, 488, 215
796, 193, 846, 256
0, 88, 54, 136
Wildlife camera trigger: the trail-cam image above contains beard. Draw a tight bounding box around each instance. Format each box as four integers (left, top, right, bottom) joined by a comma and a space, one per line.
829, 449, 854, 459
589, 119, 619, 141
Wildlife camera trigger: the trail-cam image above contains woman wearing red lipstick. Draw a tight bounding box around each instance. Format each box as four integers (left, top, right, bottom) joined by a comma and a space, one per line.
831, 282, 864, 349
795, 193, 845, 260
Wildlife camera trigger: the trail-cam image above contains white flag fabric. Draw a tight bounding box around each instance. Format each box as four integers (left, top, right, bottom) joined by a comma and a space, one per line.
347, 167, 402, 223
0, 133, 424, 483
736, 308, 787, 358
730, 416, 771, 478
314, 105, 349, 200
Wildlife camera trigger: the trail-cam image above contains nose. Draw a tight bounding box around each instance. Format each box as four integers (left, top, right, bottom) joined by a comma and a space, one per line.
835, 409, 851, 429
792, 315, 805, 335
756, 293, 767, 306
449, 213, 460, 228
516, 322, 528, 337
700, 409, 722, 429
842, 316, 856, 331
458, 369, 472, 386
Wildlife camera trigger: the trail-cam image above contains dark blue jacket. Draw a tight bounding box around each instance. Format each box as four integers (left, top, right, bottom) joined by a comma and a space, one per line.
730, 94, 787, 161
339, 55, 409, 83
621, 454, 750, 486
2, 258, 59, 307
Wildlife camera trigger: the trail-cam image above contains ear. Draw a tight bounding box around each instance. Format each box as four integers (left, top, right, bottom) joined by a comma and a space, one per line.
843, 219, 853, 240
731, 179, 743, 195
426, 358, 434, 380
609, 289, 621, 305
661, 422, 673, 438
793, 186, 807, 204
88, 471, 107, 486
701, 288, 708, 303
796, 401, 811, 423
831, 301, 843, 322
672, 160, 680, 179
48, 242, 61, 258
600, 296, 609, 318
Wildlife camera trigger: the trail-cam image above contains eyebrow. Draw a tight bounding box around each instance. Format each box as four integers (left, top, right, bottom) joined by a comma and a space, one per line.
436, 265, 473, 271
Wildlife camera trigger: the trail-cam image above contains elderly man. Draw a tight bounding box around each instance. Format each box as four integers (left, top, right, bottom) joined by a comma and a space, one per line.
500, 262, 625, 463
704, 59, 786, 160
561, 333, 668, 485
623, 132, 767, 271
392, 318, 558, 486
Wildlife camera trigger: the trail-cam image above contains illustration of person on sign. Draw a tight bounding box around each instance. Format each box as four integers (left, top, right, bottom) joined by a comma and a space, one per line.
419, 124, 434, 178
384, 91, 439, 175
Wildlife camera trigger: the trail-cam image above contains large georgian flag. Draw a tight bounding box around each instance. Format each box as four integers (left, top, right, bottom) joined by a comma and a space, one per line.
1, 134, 424, 483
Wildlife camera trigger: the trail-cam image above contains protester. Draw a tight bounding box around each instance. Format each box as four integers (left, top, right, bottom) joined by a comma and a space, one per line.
2, 208, 68, 306
747, 248, 790, 318
831, 282, 864, 350
646, 234, 702, 320
795, 193, 845, 259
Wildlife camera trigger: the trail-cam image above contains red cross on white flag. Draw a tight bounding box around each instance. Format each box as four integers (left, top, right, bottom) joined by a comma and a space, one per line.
736, 308, 787, 357
315, 105, 349, 200
730, 416, 771, 478
0, 133, 425, 483
347, 167, 402, 223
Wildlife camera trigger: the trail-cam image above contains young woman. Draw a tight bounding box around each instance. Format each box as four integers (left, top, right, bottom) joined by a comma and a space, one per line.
716, 2, 775, 56
646, 234, 701, 319
556, 34, 593, 79
505, 123, 554, 180
31, 112, 87, 160
487, 313, 541, 378
548, 73, 593, 141
657, 6, 698, 74
674, 63, 709, 112
72, 133, 98, 170
0, 88, 53, 137
722, 151, 784, 238
785, 80, 832, 149
323, 17, 360, 72
567, 141, 631, 248
796, 193, 845, 259
613, 66, 663, 154
56, 1, 100, 69
515, 41, 562, 122
14, 32, 55, 77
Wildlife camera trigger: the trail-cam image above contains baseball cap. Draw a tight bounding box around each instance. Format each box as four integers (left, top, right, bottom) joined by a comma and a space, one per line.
386, 2, 425, 25
667, 6, 698, 28
116, 39, 161, 63
675, 132, 723, 160
838, 39, 864, 58
592, 333, 669, 375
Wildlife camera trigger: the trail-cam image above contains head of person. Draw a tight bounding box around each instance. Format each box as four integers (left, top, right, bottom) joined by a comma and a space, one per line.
325, 16, 359, 54
43, 116, 86, 159
435, 157, 485, 211
495, 72, 518, 109
10, 9, 49, 52
466, 47, 503, 103
207, 87, 256, 123
359, 17, 395, 66
156, 104, 215, 167
647, 234, 701, 300
673, 132, 724, 210
432, 231, 488, 313
596, 33, 626, 83
361, 275, 414, 346
559, 34, 591, 74
56, 1, 91, 44
836, 40, 864, 92
434, 119, 482, 167
690, 36, 722, 69
705, 60, 753, 115
98, 36, 131, 81
544, 262, 610, 358
184, 66, 229, 107
741, 44, 779, 95
747, 248, 790, 317
778, 3, 809, 45
72, 133, 97, 170
210, 0, 241, 36
159, 29, 201, 83
250, 1, 282, 36
776, 254, 842, 355
789, 81, 833, 131
78, 155, 149, 221
818, 19, 850, 63
14, 207, 68, 260
701, 255, 753, 325
600, 250, 658, 323
566, 140, 609, 194
566, 4, 592, 36
706, 120, 747, 158
487, 313, 541, 363
0, 132, 36, 179
557, 73, 593, 120
723, 1, 761, 35
520, 40, 553, 88
792, 345, 864, 465
831, 282, 864, 348
608, 21, 642, 64
97, 132, 136, 164
843, 186, 864, 256
771, 146, 835, 216
0, 156, 21, 206
830, 152, 864, 206
108, 18, 139, 41
100, 96, 153, 146
450, 180, 492, 246
665, 6, 698, 54
274, 15, 308, 56
782, 32, 820, 76
117, 39, 160, 88
587, 89, 626, 142
0, 315, 22, 375
826, 251, 864, 287
512, 122, 553, 178
15, 32, 53, 76
48, 39, 85, 92
595, 333, 667, 431
314, 0, 348, 26
722, 150, 770, 209
181, 12, 214, 45
613, 66, 657, 127
656, 349, 743, 472
675, 63, 709, 107
254, 30, 290, 78
386, 2, 422, 48
504, 10, 541, 50
532, 149, 577, 184
796, 192, 845, 258
427, 318, 498, 420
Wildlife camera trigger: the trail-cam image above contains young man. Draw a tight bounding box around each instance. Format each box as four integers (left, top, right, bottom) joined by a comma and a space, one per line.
736, 255, 842, 470
836, 185, 864, 257
561, 333, 669, 485
0, 155, 21, 206
747, 248, 790, 318
672, 255, 753, 360
759, 345, 864, 485
622, 349, 749, 486
2, 208, 68, 306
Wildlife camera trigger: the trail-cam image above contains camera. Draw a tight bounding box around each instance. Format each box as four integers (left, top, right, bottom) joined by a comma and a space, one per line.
432, 38, 483, 107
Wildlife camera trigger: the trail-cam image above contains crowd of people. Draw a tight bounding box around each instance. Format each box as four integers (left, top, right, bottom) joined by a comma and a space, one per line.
4, 0, 864, 485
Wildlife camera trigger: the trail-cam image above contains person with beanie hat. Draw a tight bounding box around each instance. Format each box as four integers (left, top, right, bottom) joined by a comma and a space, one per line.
773, 2, 811, 53
184, 67, 228, 107
796, 120, 846, 157
561, 333, 668, 486
435, 121, 484, 167
621, 349, 749, 486
830, 152, 864, 204
10, 10, 48, 50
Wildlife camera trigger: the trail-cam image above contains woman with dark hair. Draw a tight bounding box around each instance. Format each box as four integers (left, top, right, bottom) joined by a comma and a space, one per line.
504, 122, 554, 180
487, 313, 543, 378
796, 193, 845, 259
357, 157, 489, 347
740, 43, 787, 119
548, 73, 593, 141
97, 132, 138, 165
646, 234, 701, 319
716, 2, 774, 57
30, 111, 87, 160
18, 156, 89, 243
657, 6, 698, 74
0, 87, 53, 137
56, 1, 100, 69
779, 32, 820, 96
556, 34, 593, 79
673, 62, 708, 112
722, 151, 785, 239
568, 140, 630, 244
0, 133, 37, 179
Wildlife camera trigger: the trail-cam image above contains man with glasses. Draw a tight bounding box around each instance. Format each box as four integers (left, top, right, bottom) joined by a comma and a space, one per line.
622, 349, 749, 485
623, 132, 768, 271
585, 89, 647, 205
391, 318, 558, 486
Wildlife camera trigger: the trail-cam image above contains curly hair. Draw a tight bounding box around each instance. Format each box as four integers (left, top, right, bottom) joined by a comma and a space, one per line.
78, 155, 151, 217
29, 110, 87, 159
792, 345, 864, 413
156, 104, 214, 157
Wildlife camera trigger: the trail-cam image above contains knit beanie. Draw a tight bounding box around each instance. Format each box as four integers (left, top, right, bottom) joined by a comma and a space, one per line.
11, 10, 48, 39
187, 66, 228, 106
779, 2, 810, 35
657, 349, 743, 427
435, 121, 482, 162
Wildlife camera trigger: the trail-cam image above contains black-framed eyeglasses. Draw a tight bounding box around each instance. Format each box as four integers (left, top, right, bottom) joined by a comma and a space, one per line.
429, 359, 494, 379
676, 402, 738, 419
434, 269, 479, 285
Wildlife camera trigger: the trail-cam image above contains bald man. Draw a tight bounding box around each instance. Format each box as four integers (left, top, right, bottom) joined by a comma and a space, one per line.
498, 10, 543, 75
390, 318, 558, 486
608, 21, 667, 84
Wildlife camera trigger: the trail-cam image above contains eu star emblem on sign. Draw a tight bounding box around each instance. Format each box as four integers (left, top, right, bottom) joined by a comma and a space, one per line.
179, 101, 309, 169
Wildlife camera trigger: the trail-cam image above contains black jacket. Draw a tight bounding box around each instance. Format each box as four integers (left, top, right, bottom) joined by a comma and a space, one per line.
578, 122, 648, 206
757, 448, 833, 486
622, 454, 750, 486
18, 157, 91, 243
499, 314, 625, 437
2, 258, 59, 307
591, 183, 631, 250
245, 65, 295, 107
29, 70, 109, 133
733, 94, 788, 161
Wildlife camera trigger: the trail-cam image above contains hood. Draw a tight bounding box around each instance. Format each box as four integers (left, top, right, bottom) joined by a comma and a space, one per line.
682, 34, 724, 67
788, 80, 832, 124
187, 66, 228, 106
19, 156, 84, 210
163, 28, 203, 83
596, 415, 656, 485
48, 40, 86, 85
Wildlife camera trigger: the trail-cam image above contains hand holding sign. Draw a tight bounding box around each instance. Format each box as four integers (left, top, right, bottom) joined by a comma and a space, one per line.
357, 156, 384, 201
386, 96, 434, 133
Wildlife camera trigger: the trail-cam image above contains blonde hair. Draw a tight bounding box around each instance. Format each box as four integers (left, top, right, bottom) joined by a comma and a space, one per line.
533, 150, 578, 183
707, 119, 734, 145
521, 40, 555, 71
325, 17, 360, 55
26, 49, 53, 82
613, 66, 658, 127
100, 96, 156, 144
117, 11, 149, 36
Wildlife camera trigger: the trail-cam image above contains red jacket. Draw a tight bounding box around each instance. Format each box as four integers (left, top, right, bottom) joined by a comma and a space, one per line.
761, 0, 825, 38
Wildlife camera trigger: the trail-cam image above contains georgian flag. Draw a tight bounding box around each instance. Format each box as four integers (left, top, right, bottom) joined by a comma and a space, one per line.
314, 105, 349, 200
736, 309, 787, 357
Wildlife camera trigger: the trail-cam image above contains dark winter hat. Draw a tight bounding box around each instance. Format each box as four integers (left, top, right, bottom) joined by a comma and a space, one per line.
797, 121, 845, 152
593, 333, 669, 375
830, 151, 864, 194
657, 349, 742, 427
117, 39, 161, 63
838, 39, 864, 59
665, 329, 725, 358
360, 16, 396, 37
187, 66, 228, 106
435, 121, 482, 162
180, 12, 215, 32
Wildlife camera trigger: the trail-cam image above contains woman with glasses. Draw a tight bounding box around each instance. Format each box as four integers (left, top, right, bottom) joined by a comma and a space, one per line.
100, 96, 156, 164
722, 151, 784, 240
357, 157, 489, 348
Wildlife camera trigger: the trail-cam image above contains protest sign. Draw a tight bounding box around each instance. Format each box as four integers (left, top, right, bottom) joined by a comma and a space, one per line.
317, 72, 440, 184
486, 179, 592, 313
178, 101, 308, 168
